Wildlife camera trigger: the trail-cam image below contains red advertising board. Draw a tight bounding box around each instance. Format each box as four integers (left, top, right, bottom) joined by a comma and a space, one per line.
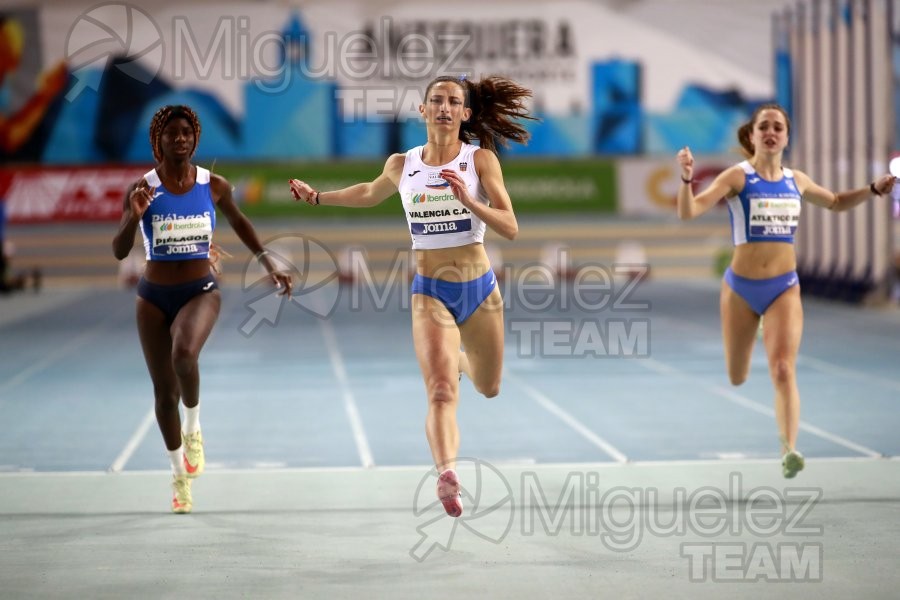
0, 166, 150, 223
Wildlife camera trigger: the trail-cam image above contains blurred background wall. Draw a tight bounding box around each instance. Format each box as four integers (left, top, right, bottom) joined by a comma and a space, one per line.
0, 0, 897, 299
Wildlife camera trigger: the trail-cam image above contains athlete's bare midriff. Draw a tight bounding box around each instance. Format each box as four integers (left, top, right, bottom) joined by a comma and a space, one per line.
144, 259, 212, 285
731, 242, 796, 279
414, 243, 491, 281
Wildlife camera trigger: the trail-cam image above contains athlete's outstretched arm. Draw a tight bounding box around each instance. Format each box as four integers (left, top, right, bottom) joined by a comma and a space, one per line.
792, 170, 895, 211
212, 174, 292, 296
289, 154, 404, 208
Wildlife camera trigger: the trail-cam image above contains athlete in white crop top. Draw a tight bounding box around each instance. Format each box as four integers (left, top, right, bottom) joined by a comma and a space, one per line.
290, 76, 536, 517
676, 103, 895, 479
398, 141, 489, 249
113, 105, 292, 513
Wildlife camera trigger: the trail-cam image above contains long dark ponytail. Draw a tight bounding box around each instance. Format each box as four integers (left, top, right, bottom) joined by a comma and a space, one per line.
425, 75, 538, 152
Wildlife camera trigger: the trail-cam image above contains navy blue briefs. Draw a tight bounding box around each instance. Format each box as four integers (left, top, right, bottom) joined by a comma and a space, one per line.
137, 274, 218, 324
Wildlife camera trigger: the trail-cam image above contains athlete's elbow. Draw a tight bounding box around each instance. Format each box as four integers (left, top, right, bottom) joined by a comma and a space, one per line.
112, 242, 128, 261
357, 193, 381, 207
501, 224, 518, 240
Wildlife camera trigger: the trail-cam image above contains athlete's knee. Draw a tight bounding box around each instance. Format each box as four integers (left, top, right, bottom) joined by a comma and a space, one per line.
474, 376, 501, 398
153, 387, 179, 412
427, 379, 457, 406
727, 367, 748, 386
481, 385, 500, 399
728, 374, 748, 386
171, 344, 199, 378
770, 357, 795, 384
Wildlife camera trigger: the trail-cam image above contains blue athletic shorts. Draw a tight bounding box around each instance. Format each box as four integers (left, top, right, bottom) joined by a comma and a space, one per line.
410, 269, 498, 324
724, 267, 798, 316
137, 274, 218, 324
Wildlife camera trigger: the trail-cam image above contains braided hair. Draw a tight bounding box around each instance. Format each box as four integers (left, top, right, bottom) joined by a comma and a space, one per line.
424, 75, 537, 153
148, 105, 201, 163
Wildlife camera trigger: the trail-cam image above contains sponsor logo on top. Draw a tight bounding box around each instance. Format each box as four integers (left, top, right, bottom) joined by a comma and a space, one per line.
158, 220, 207, 231
407, 192, 457, 204
426, 172, 450, 189
756, 200, 797, 209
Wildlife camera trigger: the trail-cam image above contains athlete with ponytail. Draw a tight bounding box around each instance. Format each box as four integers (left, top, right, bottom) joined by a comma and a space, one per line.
289, 76, 536, 516
676, 104, 894, 478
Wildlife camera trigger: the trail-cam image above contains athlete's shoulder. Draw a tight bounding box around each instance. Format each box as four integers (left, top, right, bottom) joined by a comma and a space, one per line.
783, 167, 811, 194
711, 163, 748, 199
473, 146, 500, 172
384, 152, 406, 172
722, 163, 749, 182
194, 168, 229, 204
474, 146, 498, 161
207, 170, 229, 186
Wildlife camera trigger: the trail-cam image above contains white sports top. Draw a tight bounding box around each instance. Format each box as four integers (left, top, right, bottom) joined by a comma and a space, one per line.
397, 143, 489, 250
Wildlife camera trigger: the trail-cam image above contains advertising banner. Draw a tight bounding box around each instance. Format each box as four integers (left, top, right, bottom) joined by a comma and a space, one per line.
216, 159, 618, 218
617, 155, 737, 216
1, 166, 148, 223
1, 158, 617, 223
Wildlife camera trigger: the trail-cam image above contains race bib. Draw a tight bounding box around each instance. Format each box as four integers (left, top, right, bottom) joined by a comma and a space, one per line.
404, 189, 472, 236
749, 198, 801, 238
151, 215, 213, 257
